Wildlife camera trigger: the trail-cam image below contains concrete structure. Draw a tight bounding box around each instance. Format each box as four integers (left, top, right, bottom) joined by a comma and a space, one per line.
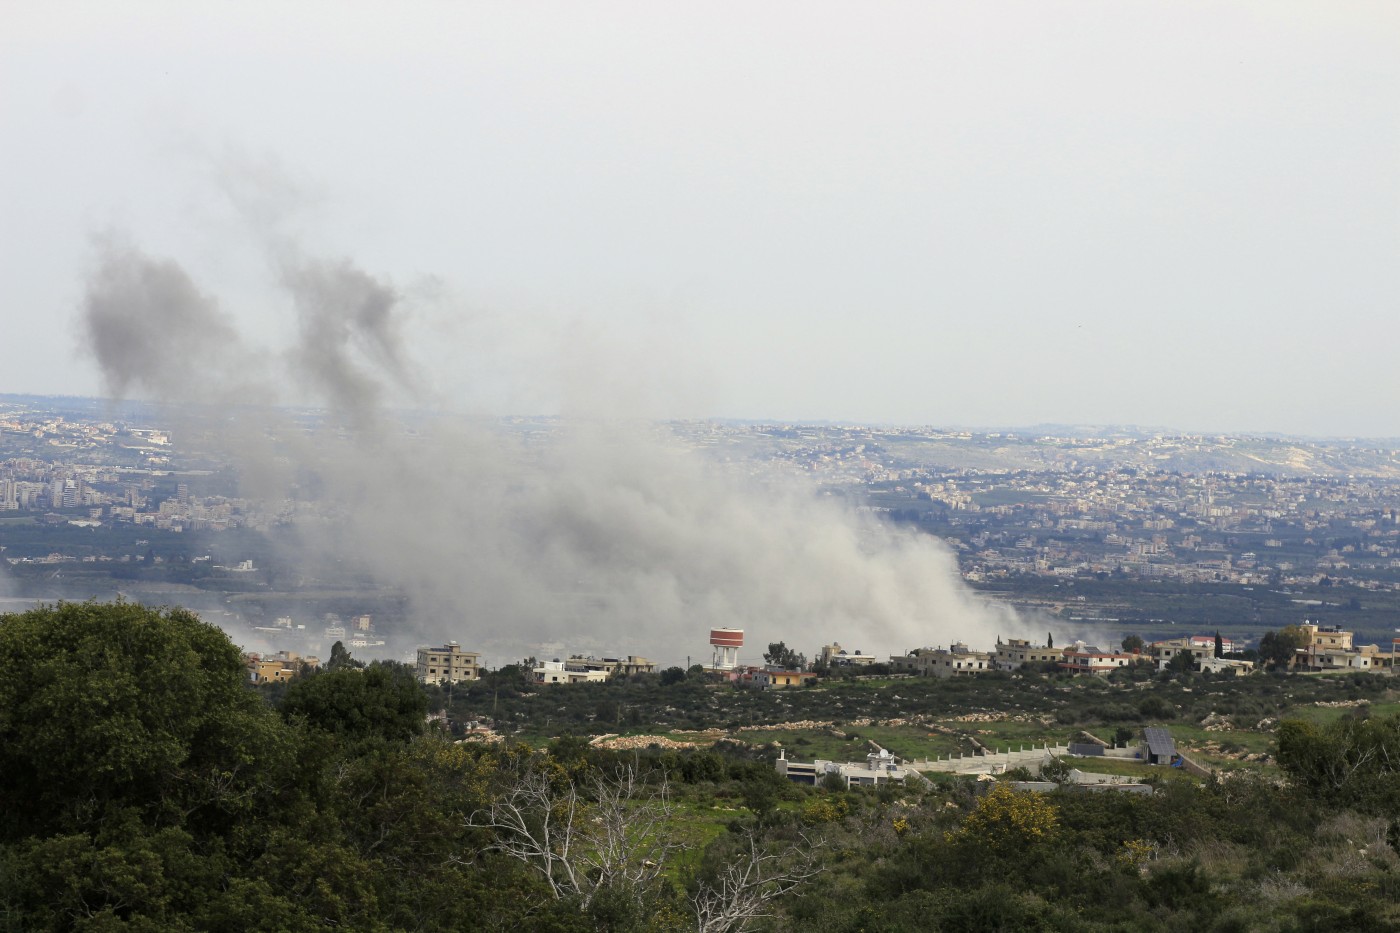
892, 642, 994, 677
1151, 637, 1214, 671
776, 747, 912, 788
710, 627, 744, 670
532, 660, 610, 685
747, 668, 818, 689
1188, 634, 1238, 654
915, 743, 1072, 776
818, 642, 877, 667
245, 650, 319, 685
416, 642, 482, 684
1058, 645, 1136, 674
1297, 622, 1393, 673
1197, 656, 1254, 675
566, 654, 656, 678
994, 637, 1062, 671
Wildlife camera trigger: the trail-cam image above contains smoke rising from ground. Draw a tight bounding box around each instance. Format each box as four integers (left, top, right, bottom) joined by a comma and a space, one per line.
77, 229, 1032, 664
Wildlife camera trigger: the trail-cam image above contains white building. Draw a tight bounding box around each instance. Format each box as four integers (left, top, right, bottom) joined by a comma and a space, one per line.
532, 660, 610, 685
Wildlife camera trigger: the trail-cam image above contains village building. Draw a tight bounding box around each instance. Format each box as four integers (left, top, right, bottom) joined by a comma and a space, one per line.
1150, 637, 1215, 671
1058, 645, 1137, 675
245, 650, 319, 685
1297, 622, 1394, 672
748, 668, 818, 689
565, 654, 656, 677
891, 642, 994, 678
531, 659, 610, 685
818, 642, 878, 667
994, 637, 1062, 671
415, 642, 482, 684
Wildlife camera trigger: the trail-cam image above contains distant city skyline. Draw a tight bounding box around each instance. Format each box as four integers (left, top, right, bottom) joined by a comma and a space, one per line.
2, 3, 1397, 436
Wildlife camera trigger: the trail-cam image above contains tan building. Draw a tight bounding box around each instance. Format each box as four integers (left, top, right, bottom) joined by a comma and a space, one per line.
818, 642, 877, 667
892, 643, 994, 678
994, 638, 1062, 671
416, 642, 482, 684
1151, 637, 1213, 671
1298, 622, 1392, 672
245, 650, 319, 685
752, 669, 818, 689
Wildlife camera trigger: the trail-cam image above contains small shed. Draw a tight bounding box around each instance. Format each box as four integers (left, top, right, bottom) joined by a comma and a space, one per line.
1142, 727, 1176, 766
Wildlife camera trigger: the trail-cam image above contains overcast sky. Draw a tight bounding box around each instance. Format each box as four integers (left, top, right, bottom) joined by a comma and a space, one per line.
3, 2, 1397, 436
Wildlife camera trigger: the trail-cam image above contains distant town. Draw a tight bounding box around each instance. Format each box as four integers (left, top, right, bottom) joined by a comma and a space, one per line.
5, 394, 1400, 666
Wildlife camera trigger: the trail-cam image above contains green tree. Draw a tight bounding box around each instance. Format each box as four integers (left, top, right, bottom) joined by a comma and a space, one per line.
1277, 713, 1400, 811
280, 662, 428, 744
1258, 625, 1305, 669
0, 601, 293, 842
1166, 650, 1195, 674
1121, 634, 1145, 654
327, 639, 363, 671
763, 641, 805, 671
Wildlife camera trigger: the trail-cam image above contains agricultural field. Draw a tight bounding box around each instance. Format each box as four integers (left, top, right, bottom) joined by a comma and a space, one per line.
483, 665, 1400, 786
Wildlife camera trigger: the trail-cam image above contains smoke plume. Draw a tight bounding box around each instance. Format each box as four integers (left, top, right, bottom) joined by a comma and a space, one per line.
77, 233, 1030, 665
81, 239, 262, 403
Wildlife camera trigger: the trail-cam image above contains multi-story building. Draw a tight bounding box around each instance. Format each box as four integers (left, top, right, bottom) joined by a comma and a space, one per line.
1187, 634, 1238, 654
1297, 622, 1392, 672
1151, 637, 1214, 671
416, 642, 482, 684
892, 643, 994, 678
1058, 646, 1137, 675
994, 638, 1062, 671
818, 642, 877, 667
565, 655, 656, 678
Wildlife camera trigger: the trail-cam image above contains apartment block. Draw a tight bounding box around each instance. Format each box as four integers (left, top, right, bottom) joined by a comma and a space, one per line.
416, 642, 482, 684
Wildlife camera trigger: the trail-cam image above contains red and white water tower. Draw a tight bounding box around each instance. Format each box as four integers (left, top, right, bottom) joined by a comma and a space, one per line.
709, 627, 744, 670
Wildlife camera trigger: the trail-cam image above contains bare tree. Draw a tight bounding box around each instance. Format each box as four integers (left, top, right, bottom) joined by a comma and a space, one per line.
691, 831, 825, 933
468, 761, 678, 909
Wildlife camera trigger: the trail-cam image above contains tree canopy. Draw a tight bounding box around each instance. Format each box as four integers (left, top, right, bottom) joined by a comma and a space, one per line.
280, 660, 427, 744
763, 641, 805, 671
0, 601, 289, 842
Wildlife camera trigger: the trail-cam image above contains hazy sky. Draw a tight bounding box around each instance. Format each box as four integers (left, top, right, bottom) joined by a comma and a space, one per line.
3, 2, 1398, 436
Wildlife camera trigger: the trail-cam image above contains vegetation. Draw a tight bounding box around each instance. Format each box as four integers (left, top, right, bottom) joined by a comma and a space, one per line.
4, 602, 1400, 930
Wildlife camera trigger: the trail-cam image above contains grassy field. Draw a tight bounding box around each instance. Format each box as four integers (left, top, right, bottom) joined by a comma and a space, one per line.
937, 717, 1076, 752
664, 799, 737, 880
1284, 699, 1400, 725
